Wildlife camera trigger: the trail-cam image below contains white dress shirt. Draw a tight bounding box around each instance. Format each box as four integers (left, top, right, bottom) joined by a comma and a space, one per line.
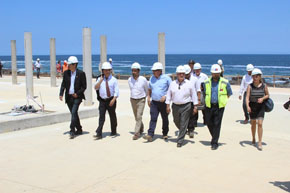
189, 74, 201, 92
193, 72, 208, 91
95, 75, 119, 99
35, 61, 41, 68
69, 70, 76, 94
128, 76, 148, 99
166, 79, 198, 105
239, 74, 253, 96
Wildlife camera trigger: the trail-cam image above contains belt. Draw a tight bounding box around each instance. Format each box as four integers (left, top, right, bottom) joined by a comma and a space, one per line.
211, 103, 219, 107
173, 102, 191, 106
130, 97, 145, 100
100, 97, 113, 102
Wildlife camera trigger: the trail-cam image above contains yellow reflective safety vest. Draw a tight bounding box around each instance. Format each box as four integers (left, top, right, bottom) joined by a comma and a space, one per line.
204, 77, 229, 108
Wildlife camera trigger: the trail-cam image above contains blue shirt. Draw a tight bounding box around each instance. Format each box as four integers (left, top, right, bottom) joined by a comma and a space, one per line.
149, 74, 172, 101
95, 75, 119, 99
204, 78, 233, 104
69, 70, 76, 94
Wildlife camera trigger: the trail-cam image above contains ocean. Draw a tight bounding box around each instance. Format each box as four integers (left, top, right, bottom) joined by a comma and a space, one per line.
0, 54, 290, 76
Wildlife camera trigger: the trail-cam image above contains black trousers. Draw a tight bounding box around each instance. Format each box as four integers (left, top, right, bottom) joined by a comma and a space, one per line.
242, 92, 249, 120
187, 103, 195, 132
36, 68, 40, 78
66, 97, 82, 133
205, 105, 225, 145
96, 98, 117, 136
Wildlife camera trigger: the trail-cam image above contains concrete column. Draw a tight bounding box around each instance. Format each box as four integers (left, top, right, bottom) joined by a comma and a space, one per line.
158, 32, 166, 74
50, 38, 56, 87
11, 40, 17, 84
82, 28, 93, 106
24, 32, 34, 97
100, 35, 107, 72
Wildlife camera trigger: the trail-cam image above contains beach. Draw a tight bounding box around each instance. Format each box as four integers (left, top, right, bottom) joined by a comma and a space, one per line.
0, 75, 290, 193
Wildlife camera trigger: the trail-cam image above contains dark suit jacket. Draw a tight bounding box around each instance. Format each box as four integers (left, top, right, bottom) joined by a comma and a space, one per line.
59, 69, 87, 103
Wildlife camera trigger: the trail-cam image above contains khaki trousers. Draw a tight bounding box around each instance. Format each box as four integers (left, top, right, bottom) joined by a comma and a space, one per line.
130, 98, 146, 135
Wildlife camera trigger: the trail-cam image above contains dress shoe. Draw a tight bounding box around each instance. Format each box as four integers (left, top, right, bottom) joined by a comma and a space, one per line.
243, 119, 249, 124
93, 135, 102, 140
110, 132, 117, 136
189, 131, 194, 138
143, 135, 153, 142
69, 132, 75, 139
132, 134, 139, 140
211, 144, 218, 150
75, 130, 83, 135
162, 135, 168, 140
177, 143, 182, 148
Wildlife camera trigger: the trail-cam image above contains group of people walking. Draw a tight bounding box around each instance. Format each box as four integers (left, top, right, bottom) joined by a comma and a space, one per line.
59, 56, 270, 151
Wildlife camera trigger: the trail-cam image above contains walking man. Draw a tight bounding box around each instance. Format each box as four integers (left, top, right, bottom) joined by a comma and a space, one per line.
94, 62, 119, 140
204, 64, 232, 150
0, 60, 3, 78
184, 64, 200, 138
239, 64, 254, 124
143, 62, 172, 142
34, 58, 41, 79
193, 63, 208, 125
59, 56, 87, 139
128, 62, 148, 140
166, 66, 198, 147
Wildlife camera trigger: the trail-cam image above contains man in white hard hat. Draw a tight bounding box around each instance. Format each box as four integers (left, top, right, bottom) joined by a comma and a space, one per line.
166, 65, 198, 147
59, 56, 87, 139
184, 64, 200, 138
204, 64, 232, 150
94, 62, 119, 139
143, 62, 172, 142
128, 62, 148, 140
239, 64, 254, 124
193, 63, 208, 125
34, 58, 41, 79
217, 59, 225, 77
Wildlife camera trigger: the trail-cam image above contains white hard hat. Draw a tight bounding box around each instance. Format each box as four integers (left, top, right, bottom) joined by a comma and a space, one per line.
64, 60, 67, 63
211, 64, 222, 73
246, 64, 254, 71
102, 62, 112, 70
217, 59, 223, 65
67, 56, 78, 64
151, 62, 163, 71
252, 68, 262, 76
37, 58, 40, 61
109, 58, 112, 62
193, 63, 202, 70
176, 65, 186, 73
184, 64, 191, 75
131, 62, 141, 70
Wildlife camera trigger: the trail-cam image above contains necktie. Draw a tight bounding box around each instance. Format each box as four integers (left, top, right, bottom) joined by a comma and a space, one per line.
106, 79, 111, 98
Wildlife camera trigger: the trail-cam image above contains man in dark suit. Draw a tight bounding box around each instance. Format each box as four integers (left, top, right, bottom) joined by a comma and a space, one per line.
59, 56, 87, 139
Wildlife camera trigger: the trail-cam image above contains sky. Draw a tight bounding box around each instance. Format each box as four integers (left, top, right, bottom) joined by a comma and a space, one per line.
1, 0, 290, 55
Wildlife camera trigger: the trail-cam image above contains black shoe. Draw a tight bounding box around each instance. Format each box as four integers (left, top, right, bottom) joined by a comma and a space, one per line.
110, 132, 117, 136
75, 130, 83, 135
177, 143, 182, 148
211, 144, 218, 150
93, 134, 102, 140
69, 132, 75, 139
189, 131, 194, 138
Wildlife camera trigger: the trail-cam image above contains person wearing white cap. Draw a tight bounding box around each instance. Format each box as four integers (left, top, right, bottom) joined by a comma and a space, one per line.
94, 62, 119, 140
184, 64, 200, 138
204, 64, 232, 150
128, 62, 148, 140
59, 56, 87, 139
166, 65, 198, 147
143, 62, 172, 142
246, 68, 269, 151
217, 59, 225, 77
239, 64, 254, 124
34, 58, 41, 79
193, 63, 208, 125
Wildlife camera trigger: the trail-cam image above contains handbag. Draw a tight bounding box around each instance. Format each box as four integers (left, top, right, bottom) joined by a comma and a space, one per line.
283, 100, 290, 110
264, 98, 274, 112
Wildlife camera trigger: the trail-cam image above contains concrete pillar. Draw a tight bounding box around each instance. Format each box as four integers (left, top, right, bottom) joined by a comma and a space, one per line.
100, 35, 107, 72
82, 28, 93, 106
50, 38, 56, 87
24, 32, 34, 97
158, 32, 166, 74
11, 40, 17, 84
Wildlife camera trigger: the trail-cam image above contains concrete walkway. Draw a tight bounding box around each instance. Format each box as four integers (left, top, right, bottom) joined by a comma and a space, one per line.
0, 75, 290, 193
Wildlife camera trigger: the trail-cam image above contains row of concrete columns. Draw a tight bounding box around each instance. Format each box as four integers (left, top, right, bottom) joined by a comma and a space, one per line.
11, 30, 166, 106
